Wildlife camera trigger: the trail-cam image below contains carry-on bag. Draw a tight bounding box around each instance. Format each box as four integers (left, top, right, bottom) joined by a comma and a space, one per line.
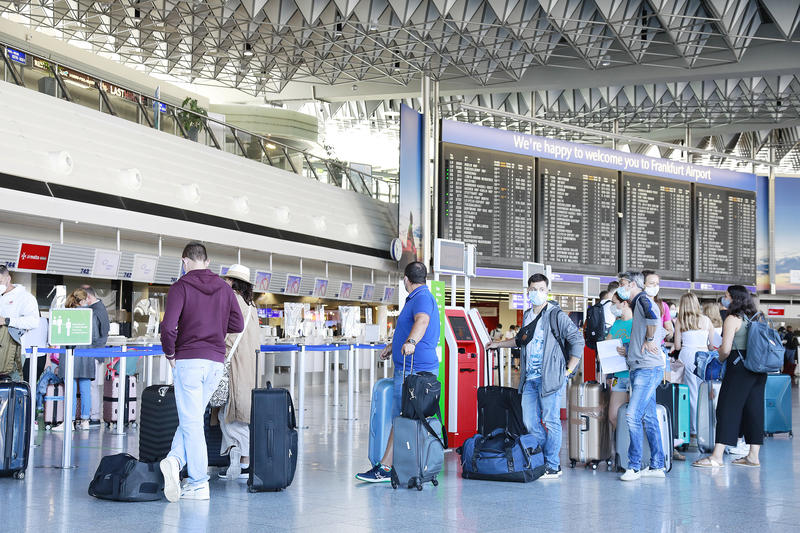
248, 381, 298, 492
138, 385, 179, 463
88, 453, 164, 501
0, 381, 31, 479
459, 428, 545, 482
568, 381, 611, 470
103, 374, 137, 426
764, 373, 792, 437
477, 348, 526, 437
390, 415, 445, 490
615, 402, 673, 472
655, 382, 690, 447
697, 380, 722, 453
205, 406, 230, 468
43, 383, 65, 430
368, 378, 393, 466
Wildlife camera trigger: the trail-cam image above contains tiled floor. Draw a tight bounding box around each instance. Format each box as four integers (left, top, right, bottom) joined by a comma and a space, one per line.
3, 373, 800, 532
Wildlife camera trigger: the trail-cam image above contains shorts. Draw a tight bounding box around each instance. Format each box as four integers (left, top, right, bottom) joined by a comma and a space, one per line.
611, 376, 630, 392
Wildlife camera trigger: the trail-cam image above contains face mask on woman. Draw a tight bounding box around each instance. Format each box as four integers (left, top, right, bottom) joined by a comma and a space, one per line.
611, 305, 623, 318
645, 285, 660, 298
721, 296, 731, 308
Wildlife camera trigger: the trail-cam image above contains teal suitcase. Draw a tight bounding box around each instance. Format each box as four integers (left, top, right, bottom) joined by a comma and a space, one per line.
764, 374, 792, 437
656, 382, 690, 448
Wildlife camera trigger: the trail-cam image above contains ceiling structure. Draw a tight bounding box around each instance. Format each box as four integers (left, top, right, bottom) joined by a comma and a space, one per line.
1, 0, 800, 169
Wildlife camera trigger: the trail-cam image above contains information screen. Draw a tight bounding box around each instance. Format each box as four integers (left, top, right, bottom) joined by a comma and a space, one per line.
539, 161, 618, 275
694, 184, 756, 285
441, 143, 534, 268
448, 315, 474, 341
622, 173, 692, 280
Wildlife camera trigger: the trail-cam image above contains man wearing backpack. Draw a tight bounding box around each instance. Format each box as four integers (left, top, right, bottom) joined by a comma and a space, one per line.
489, 273, 584, 479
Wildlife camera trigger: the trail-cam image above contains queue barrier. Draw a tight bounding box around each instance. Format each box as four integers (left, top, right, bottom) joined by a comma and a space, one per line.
25, 342, 388, 470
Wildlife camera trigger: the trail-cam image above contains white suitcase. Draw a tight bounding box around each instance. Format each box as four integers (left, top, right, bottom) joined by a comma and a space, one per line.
697, 381, 722, 453
615, 402, 673, 472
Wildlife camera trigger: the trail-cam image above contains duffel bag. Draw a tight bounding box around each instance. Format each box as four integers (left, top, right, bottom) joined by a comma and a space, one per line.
458, 429, 545, 482
694, 351, 726, 381
88, 453, 164, 501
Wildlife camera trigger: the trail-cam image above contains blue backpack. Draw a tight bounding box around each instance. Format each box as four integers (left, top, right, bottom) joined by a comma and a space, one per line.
741, 313, 784, 374
458, 429, 545, 482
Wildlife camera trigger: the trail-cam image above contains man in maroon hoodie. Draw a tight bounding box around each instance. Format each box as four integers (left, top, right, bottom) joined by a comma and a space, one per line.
159, 242, 243, 502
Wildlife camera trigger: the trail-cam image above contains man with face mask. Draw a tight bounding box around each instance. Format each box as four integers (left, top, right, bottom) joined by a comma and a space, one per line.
356, 261, 440, 483
0, 265, 40, 381
489, 273, 584, 478
615, 270, 665, 481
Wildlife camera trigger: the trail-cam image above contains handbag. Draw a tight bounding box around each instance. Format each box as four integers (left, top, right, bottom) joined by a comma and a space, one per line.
209, 306, 252, 408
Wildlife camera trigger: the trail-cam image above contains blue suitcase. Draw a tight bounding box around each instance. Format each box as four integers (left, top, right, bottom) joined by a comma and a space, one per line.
368, 378, 393, 465
764, 374, 792, 437
0, 381, 31, 479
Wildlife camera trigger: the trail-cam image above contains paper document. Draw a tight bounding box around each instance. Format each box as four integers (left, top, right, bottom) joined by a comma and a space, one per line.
596, 338, 629, 375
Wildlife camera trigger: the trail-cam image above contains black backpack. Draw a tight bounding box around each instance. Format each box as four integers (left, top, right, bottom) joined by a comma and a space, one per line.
88, 453, 164, 501
584, 301, 608, 350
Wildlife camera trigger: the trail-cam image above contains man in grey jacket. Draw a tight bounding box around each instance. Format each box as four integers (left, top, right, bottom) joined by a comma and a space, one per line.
489, 273, 584, 478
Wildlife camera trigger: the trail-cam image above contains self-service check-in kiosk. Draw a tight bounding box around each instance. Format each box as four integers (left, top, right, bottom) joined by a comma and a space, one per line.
467, 307, 494, 386
444, 307, 486, 448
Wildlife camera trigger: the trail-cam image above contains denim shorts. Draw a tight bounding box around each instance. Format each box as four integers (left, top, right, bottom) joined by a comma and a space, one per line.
611, 376, 630, 392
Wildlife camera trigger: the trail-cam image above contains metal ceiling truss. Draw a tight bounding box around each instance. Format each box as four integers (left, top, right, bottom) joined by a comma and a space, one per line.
1, 0, 798, 96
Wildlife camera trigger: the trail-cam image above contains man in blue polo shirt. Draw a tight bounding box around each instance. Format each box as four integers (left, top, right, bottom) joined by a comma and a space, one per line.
356, 261, 439, 483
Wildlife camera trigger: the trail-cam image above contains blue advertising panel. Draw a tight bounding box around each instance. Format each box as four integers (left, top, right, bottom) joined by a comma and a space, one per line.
6, 47, 26, 64
756, 175, 769, 291
398, 104, 424, 270
774, 176, 800, 293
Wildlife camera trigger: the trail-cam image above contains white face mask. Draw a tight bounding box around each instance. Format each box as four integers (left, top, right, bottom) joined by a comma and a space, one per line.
611, 305, 623, 318
645, 285, 660, 298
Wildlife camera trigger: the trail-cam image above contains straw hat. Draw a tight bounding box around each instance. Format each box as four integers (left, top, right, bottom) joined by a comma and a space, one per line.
224, 264, 251, 284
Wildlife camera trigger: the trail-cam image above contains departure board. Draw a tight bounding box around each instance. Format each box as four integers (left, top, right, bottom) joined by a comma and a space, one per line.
440, 143, 535, 268
623, 174, 692, 280
694, 184, 756, 284
539, 161, 618, 275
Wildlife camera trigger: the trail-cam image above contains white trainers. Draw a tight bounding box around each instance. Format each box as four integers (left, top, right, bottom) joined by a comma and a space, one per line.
78, 420, 90, 431
160, 456, 182, 503
181, 482, 210, 500
725, 439, 750, 457
641, 467, 666, 478
224, 447, 242, 480
620, 469, 641, 481
50, 423, 65, 432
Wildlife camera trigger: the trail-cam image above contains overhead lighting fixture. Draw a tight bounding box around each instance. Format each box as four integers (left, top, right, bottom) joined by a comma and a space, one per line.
601, 60, 611, 66
265, 143, 277, 150
244, 43, 254, 57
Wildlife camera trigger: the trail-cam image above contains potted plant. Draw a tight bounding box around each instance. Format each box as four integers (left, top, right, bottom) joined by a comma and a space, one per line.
178, 97, 207, 141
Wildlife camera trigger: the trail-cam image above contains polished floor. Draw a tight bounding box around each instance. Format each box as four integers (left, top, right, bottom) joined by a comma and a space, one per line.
3, 372, 800, 533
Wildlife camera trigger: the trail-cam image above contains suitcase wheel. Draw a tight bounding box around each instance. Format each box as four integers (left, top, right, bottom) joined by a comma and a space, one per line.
416, 481, 423, 491
13, 471, 24, 480
590, 462, 598, 471
432, 478, 438, 487
45, 425, 51, 431
570, 460, 576, 468
390, 479, 398, 489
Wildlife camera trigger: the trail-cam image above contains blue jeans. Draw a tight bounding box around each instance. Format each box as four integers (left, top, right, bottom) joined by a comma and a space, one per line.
626, 367, 665, 471
521, 378, 566, 470
73, 378, 91, 419
168, 359, 224, 486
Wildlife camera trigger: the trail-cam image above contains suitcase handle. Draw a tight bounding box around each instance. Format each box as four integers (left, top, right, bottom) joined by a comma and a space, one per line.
580, 414, 590, 432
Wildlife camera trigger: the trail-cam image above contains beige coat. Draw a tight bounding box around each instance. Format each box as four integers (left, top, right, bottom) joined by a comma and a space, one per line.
225, 294, 261, 424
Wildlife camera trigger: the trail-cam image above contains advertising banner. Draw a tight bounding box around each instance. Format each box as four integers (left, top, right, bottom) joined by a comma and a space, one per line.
398, 104, 424, 269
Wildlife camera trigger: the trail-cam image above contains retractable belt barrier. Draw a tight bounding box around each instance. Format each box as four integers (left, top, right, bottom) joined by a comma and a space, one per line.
24, 342, 388, 469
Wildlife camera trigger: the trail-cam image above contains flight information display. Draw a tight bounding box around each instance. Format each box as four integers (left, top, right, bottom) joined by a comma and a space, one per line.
539, 161, 618, 275
440, 143, 535, 268
694, 184, 756, 285
623, 173, 692, 280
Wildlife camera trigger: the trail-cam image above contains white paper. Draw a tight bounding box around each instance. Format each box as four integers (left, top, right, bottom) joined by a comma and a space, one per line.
596, 338, 629, 375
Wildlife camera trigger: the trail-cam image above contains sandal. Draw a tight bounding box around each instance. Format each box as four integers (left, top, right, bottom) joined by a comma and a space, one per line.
732, 457, 760, 468
692, 456, 724, 468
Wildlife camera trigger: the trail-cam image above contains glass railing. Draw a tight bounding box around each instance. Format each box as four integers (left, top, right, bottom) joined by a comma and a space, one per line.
0, 41, 398, 204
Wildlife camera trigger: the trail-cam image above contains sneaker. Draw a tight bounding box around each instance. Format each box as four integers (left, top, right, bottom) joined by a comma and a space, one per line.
620, 469, 641, 481
540, 467, 562, 479
641, 467, 666, 478
78, 420, 90, 431
219, 465, 250, 480
355, 464, 392, 483
160, 456, 182, 503
50, 423, 65, 432
180, 482, 210, 500
672, 450, 686, 461
88, 419, 102, 428
726, 439, 750, 457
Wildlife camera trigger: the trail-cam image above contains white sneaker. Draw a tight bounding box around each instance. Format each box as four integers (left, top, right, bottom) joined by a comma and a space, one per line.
50, 423, 65, 432
726, 439, 750, 457
224, 447, 242, 480
160, 456, 182, 503
620, 469, 641, 481
78, 420, 90, 431
641, 467, 666, 478
180, 482, 210, 500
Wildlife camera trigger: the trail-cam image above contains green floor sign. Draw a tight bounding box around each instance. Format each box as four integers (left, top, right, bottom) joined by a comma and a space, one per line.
49, 308, 93, 346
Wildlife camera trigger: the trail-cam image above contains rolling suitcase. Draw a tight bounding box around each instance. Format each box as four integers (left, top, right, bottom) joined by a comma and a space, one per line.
568, 381, 611, 470
204, 407, 230, 468
138, 385, 179, 463
696, 380, 722, 453
764, 373, 792, 437
477, 348, 526, 437
43, 383, 65, 430
615, 402, 672, 472
0, 381, 31, 479
103, 374, 137, 426
655, 382, 690, 448
248, 382, 298, 492
368, 378, 393, 466
390, 415, 445, 490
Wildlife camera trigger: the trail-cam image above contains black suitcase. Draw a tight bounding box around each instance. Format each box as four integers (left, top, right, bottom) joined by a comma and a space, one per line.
0, 381, 31, 479
477, 349, 526, 437
138, 385, 179, 463
205, 406, 230, 468
248, 382, 298, 492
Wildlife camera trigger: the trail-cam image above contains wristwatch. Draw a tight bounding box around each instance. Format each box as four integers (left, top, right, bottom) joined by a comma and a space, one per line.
646, 336, 655, 342
406, 338, 417, 345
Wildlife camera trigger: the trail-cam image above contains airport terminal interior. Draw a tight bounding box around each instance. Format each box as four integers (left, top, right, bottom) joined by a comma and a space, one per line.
1, 1, 800, 531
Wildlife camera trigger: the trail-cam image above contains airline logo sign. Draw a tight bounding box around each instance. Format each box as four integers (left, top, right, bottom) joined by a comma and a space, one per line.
17, 242, 51, 271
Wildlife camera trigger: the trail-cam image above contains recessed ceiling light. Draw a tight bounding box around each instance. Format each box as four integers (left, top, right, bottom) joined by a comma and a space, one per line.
244, 43, 254, 57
